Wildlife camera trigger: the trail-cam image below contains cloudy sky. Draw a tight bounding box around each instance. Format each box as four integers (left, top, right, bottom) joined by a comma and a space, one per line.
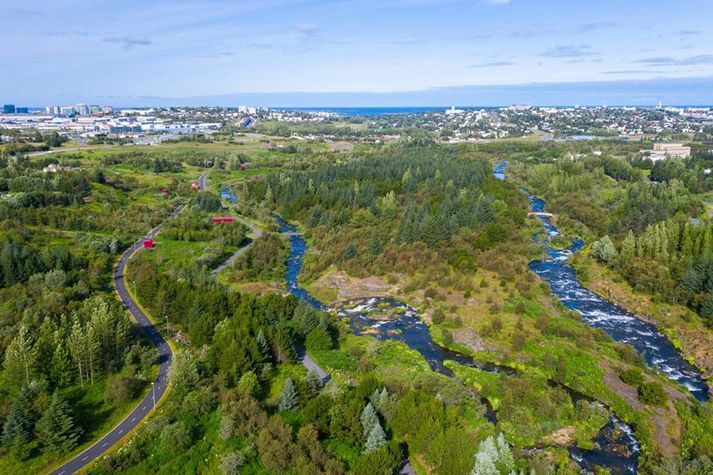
2, 0, 713, 105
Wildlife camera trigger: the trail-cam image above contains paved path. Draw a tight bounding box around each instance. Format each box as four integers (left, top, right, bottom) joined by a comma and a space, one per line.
48, 173, 207, 475
296, 344, 330, 384
203, 175, 264, 277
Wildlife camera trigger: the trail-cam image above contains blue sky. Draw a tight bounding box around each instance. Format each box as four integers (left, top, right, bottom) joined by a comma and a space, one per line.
2, 0, 713, 106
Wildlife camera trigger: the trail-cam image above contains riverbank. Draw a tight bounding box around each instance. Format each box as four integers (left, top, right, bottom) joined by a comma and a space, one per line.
572, 254, 713, 382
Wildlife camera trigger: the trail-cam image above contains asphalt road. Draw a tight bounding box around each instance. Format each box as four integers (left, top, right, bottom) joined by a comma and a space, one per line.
48, 175, 206, 474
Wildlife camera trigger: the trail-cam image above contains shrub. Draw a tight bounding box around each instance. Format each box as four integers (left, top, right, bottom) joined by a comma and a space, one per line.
638, 382, 668, 406
104, 374, 140, 405
306, 326, 334, 351
431, 308, 446, 324
619, 368, 644, 387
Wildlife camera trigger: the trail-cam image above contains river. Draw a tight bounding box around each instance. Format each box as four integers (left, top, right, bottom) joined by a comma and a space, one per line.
494, 161, 709, 403
276, 205, 640, 474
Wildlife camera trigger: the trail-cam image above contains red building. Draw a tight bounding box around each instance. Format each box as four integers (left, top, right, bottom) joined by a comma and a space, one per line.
143, 239, 155, 249
211, 217, 235, 223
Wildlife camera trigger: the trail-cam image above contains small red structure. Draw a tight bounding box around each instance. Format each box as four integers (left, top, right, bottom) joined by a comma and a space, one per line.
211, 217, 235, 223
143, 239, 155, 249
191, 182, 200, 190
160, 188, 170, 197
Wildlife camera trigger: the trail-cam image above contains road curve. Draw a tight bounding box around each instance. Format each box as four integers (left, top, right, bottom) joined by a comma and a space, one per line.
48, 174, 206, 475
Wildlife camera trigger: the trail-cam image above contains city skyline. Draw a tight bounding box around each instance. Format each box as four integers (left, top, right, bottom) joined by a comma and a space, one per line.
3, 0, 713, 106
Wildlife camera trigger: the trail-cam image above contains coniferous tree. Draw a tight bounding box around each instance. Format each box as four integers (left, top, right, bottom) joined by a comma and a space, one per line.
620, 230, 636, 260
361, 402, 379, 439
368, 233, 383, 256
256, 329, 270, 360
85, 324, 101, 384
68, 321, 86, 386
1, 384, 37, 459
365, 421, 386, 453
279, 377, 298, 411
50, 335, 73, 388
371, 387, 389, 413
3, 327, 37, 388
471, 436, 498, 475
305, 370, 323, 398
36, 392, 82, 453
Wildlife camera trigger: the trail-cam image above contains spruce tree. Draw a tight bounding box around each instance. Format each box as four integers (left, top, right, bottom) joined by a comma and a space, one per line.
36, 392, 82, 453
1, 384, 37, 460
495, 433, 515, 473
365, 421, 386, 452
368, 233, 383, 256
256, 329, 270, 360
471, 436, 498, 475
279, 377, 298, 411
304, 369, 323, 398
361, 402, 379, 439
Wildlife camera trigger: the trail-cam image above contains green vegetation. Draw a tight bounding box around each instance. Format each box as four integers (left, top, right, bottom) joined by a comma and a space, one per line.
2, 136, 713, 474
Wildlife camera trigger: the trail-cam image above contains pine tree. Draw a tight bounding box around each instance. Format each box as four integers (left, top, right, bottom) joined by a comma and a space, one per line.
377, 387, 389, 411
109, 238, 118, 255
370, 388, 382, 411
85, 324, 101, 384
113, 313, 130, 365
495, 433, 515, 473
471, 434, 514, 475
279, 377, 298, 411
50, 336, 73, 388
368, 233, 383, 256
471, 436, 498, 475
36, 392, 82, 453
620, 231, 636, 260
304, 369, 323, 398
256, 329, 270, 360
89, 299, 113, 370
361, 402, 379, 439
1, 384, 37, 459
365, 421, 386, 452
68, 321, 86, 386
700, 292, 713, 320
3, 327, 37, 388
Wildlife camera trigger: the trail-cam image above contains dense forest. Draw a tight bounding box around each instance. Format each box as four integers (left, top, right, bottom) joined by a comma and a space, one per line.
246, 147, 528, 286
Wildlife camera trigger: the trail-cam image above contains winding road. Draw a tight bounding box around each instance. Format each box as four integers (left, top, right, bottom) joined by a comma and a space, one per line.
48, 175, 206, 475
49, 171, 329, 474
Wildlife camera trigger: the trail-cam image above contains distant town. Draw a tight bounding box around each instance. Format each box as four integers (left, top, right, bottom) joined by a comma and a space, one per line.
1, 102, 712, 157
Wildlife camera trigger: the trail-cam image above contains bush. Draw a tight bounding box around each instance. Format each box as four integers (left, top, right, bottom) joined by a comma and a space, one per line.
306, 326, 334, 351
352, 440, 403, 475
104, 374, 141, 405
431, 308, 445, 324
638, 382, 668, 406
619, 368, 644, 387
